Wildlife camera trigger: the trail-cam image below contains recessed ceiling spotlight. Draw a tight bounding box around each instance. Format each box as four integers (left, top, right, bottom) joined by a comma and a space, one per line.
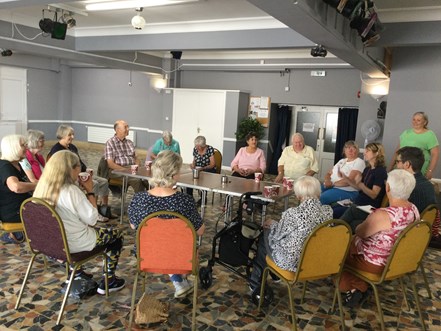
131, 7, 146, 30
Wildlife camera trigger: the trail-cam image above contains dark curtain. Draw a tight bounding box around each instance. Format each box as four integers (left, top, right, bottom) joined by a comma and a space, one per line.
335, 107, 359, 164
269, 105, 291, 174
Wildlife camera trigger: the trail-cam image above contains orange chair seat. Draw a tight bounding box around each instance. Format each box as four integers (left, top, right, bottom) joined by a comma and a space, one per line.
344, 265, 382, 283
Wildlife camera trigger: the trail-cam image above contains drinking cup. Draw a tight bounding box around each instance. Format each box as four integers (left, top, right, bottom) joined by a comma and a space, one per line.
192, 168, 200, 179
78, 172, 90, 182
282, 176, 290, 187
86, 168, 94, 177
287, 179, 295, 190
254, 172, 263, 182
131, 164, 138, 174
263, 185, 273, 197
145, 160, 153, 170
271, 185, 280, 196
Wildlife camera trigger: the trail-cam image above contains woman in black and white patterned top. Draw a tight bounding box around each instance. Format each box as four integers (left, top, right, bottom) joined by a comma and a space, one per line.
249, 176, 333, 290
187, 136, 217, 197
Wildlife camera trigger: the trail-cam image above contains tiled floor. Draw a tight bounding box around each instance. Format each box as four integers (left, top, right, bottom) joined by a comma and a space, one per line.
1, 142, 440, 330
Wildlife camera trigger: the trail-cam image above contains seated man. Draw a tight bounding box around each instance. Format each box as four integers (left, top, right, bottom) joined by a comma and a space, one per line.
274, 133, 318, 183
150, 130, 180, 160
105, 120, 144, 193
395, 146, 439, 246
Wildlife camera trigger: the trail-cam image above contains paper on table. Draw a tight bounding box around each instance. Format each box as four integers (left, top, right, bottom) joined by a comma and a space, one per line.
356, 205, 375, 214
337, 199, 352, 206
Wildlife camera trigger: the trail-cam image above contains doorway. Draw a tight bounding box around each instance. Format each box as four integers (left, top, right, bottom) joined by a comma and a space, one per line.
291, 105, 339, 181
0, 66, 27, 139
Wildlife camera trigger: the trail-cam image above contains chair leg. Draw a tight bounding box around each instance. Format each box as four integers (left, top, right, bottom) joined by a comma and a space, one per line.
409, 275, 427, 331
419, 262, 432, 299
371, 284, 385, 331
128, 272, 140, 330
192, 273, 198, 331
15, 254, 37, 309
334, 277, 346, 331
57, 264, 80, 325
285, 278, 297, 331
103, 253, 109, 297
399, 277, 409, 311
258, 267, 270, 311
300, 281, 307, 304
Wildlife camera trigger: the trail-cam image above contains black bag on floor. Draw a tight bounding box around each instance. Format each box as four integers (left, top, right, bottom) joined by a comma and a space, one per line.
218, 221, 255, 267
61, 276, 98, 300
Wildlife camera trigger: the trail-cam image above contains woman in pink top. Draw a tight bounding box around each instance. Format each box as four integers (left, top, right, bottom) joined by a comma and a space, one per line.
339, 169, 419, 307
231, 132, 266, 179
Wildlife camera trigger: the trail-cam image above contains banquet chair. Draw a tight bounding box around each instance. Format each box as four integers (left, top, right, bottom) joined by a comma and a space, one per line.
419, 204, 439, 298
211, 148, 223, 203
128, 211, 199, 330
16, 197, 109, 325
344, 221, 431, 331
258, 219, 352, 331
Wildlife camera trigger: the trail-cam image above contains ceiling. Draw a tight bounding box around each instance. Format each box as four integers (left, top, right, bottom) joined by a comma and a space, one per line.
1, 0, 441, 76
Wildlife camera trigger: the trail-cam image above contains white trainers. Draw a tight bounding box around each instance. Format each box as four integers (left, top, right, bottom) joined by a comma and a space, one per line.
97, 214, 109, 223
173, 279, 193, 298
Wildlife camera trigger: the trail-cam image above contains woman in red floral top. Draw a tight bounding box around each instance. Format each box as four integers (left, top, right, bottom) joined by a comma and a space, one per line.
339, 169, 419, 307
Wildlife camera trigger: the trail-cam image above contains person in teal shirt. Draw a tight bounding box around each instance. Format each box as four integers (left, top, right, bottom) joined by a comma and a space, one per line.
390, 111, 439, 179
151, 131, 180, 160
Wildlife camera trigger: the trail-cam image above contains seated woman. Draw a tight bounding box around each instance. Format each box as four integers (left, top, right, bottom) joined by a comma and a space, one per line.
49, 124, 111, 222
231, 132, 266, 179
33, 150, 125, 294
339, 169, 418, 307
333, 142, 388, 231
320, 140, 365, 205
187, 135, 216, 198
128, 150, 205, 298
19, 129, 46, 183
0, 135, 37, 244
248, 176, 333, 291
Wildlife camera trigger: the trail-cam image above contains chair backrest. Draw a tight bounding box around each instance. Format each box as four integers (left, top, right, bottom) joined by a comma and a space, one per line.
213, 148, 222, 174
136, 211, 198, 275
20, 197, 72, 263
382, 221, 431, 281
420, 204, 438, 227
380, 194, 389, 208
296, 219, 352, 281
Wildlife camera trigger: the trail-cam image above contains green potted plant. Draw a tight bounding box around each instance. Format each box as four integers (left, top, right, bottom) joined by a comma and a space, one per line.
235, 117, 265, 141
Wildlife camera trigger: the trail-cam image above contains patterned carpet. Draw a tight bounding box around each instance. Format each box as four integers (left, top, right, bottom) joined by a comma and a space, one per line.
0, 141, 440, 330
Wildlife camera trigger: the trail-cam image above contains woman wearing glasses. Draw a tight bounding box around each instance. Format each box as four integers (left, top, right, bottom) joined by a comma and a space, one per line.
389, 111, 439, 179
333, 142, 387, 232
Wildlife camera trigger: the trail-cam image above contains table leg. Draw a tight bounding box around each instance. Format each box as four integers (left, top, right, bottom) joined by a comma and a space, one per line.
200, 190, 206, 220
120, 176, 126, 224
224, 195, 233, 223
261, 204, 267, 225
284, 196, 289, 211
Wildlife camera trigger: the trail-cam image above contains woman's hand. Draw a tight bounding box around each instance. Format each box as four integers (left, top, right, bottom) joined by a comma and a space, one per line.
263, 219, 276, 229
79, 176, 93, 193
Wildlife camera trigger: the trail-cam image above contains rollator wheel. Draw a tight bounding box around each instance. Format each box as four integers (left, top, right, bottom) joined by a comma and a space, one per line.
251, 285, 274, 307
199, 266, 213, 289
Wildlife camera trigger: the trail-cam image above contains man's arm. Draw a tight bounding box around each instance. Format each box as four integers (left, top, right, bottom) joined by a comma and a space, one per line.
107, 159, 125, 171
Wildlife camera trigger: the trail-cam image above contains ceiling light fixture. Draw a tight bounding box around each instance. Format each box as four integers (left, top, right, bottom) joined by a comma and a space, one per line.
86, 0, 198, 11
39, 9, 68, 40
131, 7, 146, 30
61, 12, 76, 29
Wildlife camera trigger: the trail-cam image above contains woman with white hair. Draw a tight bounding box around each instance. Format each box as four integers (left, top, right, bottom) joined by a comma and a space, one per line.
149, 130, 180, 160
49, 124, 111, 222
339, 169, 418, 307
0, 134, 37, 244
249, 176, 333, 291
128, 150, 205, 299
19, 129, 46, 183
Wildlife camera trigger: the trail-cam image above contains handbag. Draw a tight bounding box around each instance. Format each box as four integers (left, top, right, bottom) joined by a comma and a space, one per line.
135, 293, 169, 325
